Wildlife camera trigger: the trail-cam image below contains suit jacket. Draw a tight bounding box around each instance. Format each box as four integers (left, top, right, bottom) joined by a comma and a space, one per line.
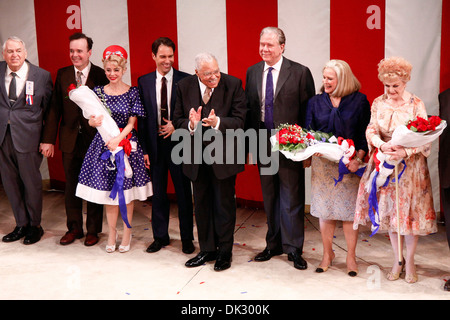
137, 68, 190, 164
439, 88, 450, 189
172, 73, 247, 181
245, 57, 315, 133
41, 63, 108, 153
0, 61, 53, 153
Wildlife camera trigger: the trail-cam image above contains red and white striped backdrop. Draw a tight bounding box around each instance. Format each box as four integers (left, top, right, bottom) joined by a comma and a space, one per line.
1, 0, 449, 210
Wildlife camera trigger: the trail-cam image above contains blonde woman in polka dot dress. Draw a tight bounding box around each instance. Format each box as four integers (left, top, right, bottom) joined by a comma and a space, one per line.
76, 46, 152, 253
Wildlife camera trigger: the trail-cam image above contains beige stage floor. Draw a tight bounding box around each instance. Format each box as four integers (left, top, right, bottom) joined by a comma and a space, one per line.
0, 186, 449, 301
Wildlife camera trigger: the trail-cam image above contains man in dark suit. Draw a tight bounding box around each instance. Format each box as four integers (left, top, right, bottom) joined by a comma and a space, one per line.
40, 32, 108, 246
439, 88, 450, 291
138, 37, 194, 254
245, 27, 315, 269
0, 36, 52, 244
173, 53, 246, 271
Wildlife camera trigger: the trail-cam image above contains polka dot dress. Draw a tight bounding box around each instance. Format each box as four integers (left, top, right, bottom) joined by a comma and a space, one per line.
76, 86, 153, 205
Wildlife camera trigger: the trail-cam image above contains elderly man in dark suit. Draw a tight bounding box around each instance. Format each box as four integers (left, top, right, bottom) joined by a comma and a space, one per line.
0, 36, 52, 244
439, 88, 450, 291
245, 27, 315, 269
138, 37, 194, 254
173, 53, 246, 271
40, 32, 108, 246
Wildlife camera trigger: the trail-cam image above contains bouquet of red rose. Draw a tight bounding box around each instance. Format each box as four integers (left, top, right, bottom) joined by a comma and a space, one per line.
270, 123, 344, 162
390, 115, 447, 147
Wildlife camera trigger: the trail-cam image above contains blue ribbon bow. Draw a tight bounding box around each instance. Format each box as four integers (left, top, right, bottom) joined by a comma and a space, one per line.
367, 159, 406, 236
333, 157, 366, 186
101, 149, 131, 229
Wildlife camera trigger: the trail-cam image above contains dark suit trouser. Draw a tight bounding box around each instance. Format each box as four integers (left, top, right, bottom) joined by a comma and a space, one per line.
258, 130, 305, 254
62, 133, 103, 234
442, 187, 450, 249
151, 137, 194, 242
192, 163, 237, 254
0, 126, 43, 227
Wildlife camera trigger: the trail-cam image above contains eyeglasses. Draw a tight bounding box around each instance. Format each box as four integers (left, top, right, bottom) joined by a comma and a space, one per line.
199, 70, 220, 78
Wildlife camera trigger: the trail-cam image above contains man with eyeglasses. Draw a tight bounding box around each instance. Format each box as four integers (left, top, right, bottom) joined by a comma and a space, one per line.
173, 53, 246, 271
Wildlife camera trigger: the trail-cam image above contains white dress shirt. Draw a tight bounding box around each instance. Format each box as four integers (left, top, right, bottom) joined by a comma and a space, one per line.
189, 79, 220, 132
261, 56, 283, 121
74, 62, 92, 86
5, 62, 29, 99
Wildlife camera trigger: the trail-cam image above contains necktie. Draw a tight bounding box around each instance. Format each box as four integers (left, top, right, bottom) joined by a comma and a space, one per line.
76, 71, 82, 87
9, 72, 17, 105
203, 86, 212, 104
160, 77, 168, 124
264, 67, 274, 130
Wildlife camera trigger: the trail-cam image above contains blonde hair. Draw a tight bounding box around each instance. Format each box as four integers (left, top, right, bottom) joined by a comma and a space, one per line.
321, 59, 361, 97
102, 54, 127, 70
377, 56, 412, 83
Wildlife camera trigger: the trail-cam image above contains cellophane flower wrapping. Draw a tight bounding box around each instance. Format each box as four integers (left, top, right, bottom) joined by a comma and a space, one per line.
270, 123, 342, 162
68, 85, 133, 178
390, 116, 447, 147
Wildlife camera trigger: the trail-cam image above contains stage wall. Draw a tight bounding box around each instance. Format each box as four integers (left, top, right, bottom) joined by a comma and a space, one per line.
0, 0, 449, 210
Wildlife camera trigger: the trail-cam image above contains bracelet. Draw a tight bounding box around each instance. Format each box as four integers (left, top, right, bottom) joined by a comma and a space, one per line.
355, 157, 363, 164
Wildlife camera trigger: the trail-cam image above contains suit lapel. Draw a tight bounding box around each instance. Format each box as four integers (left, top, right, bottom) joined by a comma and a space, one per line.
275, 57, 291, 100
256, 62, 264, 102
0, 63, 9, 106
210, 75, 225, 116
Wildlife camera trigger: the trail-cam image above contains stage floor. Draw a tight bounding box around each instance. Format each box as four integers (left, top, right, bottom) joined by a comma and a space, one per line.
0, 186, 449, 301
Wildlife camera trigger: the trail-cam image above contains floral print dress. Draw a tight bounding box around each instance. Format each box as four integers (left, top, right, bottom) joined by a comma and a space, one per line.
353, 94, 437, 235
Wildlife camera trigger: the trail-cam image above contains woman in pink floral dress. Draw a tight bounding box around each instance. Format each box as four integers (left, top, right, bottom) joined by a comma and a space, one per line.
353, 57, 437, 283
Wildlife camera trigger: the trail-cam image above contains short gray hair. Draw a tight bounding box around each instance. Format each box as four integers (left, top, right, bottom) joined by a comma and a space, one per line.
2, 36, 27, 52
194, 52, 218, 70
260, 27, 286, 46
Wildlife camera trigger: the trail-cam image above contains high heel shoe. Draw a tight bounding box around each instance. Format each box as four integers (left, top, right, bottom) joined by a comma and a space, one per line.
106, 230, 118, 253
119, 234, 132, 253
405, 273, 418, 284
387, 259, 405, 281
315, 258, 333, 273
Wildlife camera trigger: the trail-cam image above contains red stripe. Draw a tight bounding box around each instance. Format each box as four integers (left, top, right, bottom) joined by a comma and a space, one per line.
330, 0, 385, 104
127, 0, 179, 87
226, 0, 278, 86
441, 0, 450, 93
34, 0, 82, 187
226, 0, 277, 204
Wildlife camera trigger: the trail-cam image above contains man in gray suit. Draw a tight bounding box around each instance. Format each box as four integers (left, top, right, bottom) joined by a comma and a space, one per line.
0, 36, 52, 244
245, 27, 315, 269
439, 88, 450, 291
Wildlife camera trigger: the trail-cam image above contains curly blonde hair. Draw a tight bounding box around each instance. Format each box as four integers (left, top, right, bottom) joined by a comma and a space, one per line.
377, 56, 412, 83
103, 54, 127, 70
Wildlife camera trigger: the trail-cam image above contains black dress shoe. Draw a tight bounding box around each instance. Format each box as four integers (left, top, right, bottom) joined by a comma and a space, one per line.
181, 240, 195, 254
214, 252, 232, 271
185, 251, 217, 268
146, 239, 169, 253
23, 226, 44, 245
287, 251, 307, 270
444, 279, 450, 291
2, 226, 29, 242
254, 248, 283, 261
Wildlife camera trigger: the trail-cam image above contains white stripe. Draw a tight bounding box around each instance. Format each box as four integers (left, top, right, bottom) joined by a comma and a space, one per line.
0, 0, 39, 65
80, 0, 131, 85
385, 0, 442, 211
176, 0, 228, 74
279, 0, 330, 205
278, 0, 330, 93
